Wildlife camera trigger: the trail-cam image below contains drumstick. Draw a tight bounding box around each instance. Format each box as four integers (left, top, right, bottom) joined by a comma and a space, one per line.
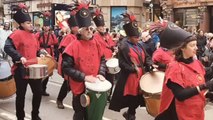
130, 57, 139, 78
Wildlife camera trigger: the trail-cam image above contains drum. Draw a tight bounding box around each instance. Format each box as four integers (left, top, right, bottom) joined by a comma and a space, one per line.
81, 78, 112, 120
139, 71, 165, 117
0, 60, 16, 99
37, 56, 56, 76
27, 64, 48, 79
106, 58, 120, 74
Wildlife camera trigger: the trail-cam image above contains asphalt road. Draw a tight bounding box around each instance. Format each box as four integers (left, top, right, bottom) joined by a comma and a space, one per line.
1, 70, 213, 120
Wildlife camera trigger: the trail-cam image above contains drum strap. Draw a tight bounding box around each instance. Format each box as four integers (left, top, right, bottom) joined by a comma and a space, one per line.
127, 41, 145, 73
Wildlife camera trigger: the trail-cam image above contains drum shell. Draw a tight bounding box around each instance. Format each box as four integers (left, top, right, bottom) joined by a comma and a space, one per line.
144, 94, 161, 117
28, 64, 48, 79
0, 76, 16, 99
139, 71, 165, 117
86, 91, 107, 120
84, 79, 111, 120
106, 58, 120, 74
37, 56, 56, 76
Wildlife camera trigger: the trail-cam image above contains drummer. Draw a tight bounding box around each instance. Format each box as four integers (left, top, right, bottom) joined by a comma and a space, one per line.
92, 6, 117, 101
35, 11, 58, 96
4, 3, 43, 120
155, 21, 213, 120
109, 11, 154, 120
62, 1, 106, 120
152, 47, 174, 71
56, 10, 79, 109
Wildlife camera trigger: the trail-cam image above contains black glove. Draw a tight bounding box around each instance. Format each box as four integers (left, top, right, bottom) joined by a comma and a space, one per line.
199, 79, 213, 91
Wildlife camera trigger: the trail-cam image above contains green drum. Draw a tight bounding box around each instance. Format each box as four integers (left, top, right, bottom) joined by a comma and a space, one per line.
81, 79, 112, 120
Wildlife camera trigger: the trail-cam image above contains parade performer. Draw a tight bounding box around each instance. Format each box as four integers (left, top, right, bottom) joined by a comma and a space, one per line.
35, 11, 58, 96
62, 1, 106, 120
0, 22, 12, 59
109, 11, 153, 120
56, 10, 79, 109
155, 21, 213, 120
92, 6, 116, 101
4, 3, 43, 120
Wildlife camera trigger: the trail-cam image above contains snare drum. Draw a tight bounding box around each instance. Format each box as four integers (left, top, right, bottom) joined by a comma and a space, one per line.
139, 71, 165, 117
106, 58, 120, 74
81, 79, 112, 120
37, 56, 56, 76
0, 60, 16, 99
27, 64, 48, 79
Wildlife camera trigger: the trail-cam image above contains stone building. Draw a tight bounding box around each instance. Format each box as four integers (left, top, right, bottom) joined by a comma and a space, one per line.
2, 0, 213, 32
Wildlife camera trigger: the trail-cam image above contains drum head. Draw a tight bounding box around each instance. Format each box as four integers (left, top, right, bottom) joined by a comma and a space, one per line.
140, 71, 165, 94
80, 94, 90, 107
85, 79, 112, 92
106, 58, 118, 67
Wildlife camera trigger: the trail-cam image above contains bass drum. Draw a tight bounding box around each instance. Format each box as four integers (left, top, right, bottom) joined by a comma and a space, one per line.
140, 71, 165, 117
0, 60, 16, 99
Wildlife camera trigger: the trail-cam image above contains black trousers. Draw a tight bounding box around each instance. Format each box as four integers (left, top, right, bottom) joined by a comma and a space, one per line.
72, 94, 86, 120
42, 77, 49, 92
57, 79, 70, 101
106, 73, 115, 99
14, 69, 42, 119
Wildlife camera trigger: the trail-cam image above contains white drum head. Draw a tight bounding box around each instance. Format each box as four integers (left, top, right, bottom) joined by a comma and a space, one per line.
106, 58, 118, 68
140, 71, 165, 94
85, 79, 112, 92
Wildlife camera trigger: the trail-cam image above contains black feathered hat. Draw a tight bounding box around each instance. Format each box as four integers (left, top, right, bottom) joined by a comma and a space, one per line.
42, 11, 51, 26
74, 1, 92, 28
13, 3, 31, 24
151, 21, 193, 49
92, 7, 105, 27
122, 11, 139, 37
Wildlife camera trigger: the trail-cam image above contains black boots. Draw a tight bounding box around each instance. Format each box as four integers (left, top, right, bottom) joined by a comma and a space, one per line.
42, 91, 50, 96
57, 100, 65, 109
31, 116, 41, 120
123, 111, 136, 120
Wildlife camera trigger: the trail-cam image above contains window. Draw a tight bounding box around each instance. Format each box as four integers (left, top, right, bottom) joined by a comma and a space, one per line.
91, 0, 96, 5
111, 7, 127, 32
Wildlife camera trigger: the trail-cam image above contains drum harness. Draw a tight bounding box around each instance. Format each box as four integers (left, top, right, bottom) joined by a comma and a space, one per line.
127, 41, 146, 74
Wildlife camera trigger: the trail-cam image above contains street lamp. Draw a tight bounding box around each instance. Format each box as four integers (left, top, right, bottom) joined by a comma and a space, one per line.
149, 3, 153, 21
143, 0, 154, 22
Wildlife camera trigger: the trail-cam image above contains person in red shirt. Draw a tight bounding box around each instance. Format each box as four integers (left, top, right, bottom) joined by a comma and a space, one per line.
56, 10, 79, 109
152, 47, 174, 71
35, 11, 58, 96
62, 1, 106, 120
109, 11, 153, 120
155, 21, 213, 120
92, 7, 117, 101
4, 3, 43, 120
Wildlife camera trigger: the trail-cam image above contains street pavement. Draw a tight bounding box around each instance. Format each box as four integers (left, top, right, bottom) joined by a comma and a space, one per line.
1, 70, 213, 120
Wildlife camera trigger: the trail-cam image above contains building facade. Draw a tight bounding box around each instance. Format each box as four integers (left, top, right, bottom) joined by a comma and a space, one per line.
163, 0, 213, 32
2, 0, 213, 32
